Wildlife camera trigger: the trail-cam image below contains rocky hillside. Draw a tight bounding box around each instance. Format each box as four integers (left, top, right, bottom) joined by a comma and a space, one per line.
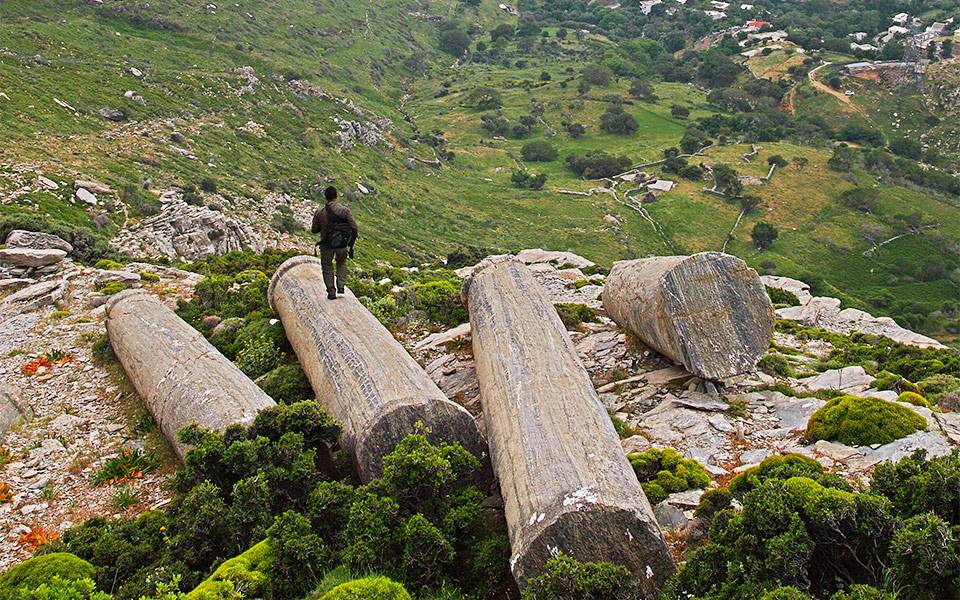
2, 232, 958, 596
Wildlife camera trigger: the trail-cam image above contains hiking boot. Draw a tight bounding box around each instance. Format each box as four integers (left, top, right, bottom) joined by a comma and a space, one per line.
337, 288, 345, 295
327, 291, 337, 300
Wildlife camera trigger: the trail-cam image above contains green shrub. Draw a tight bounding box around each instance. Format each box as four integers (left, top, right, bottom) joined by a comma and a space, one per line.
268, 512, 330, 598
397, 281, 466, 327
522, 553, 640, 599
872, 370, 921, 394
554, 303, 597, 330
918, 374, 960, 401
186, 539, 271, 599
521, 140, 558, 162
257, 364, 313, 403
758, 353, 795, 377
806, 395, 926, 447
609, 413, 633, 439
400, 514, 455, 590
628, 448, 710, 505
765, 286, 801, 307
235, 333, 284, 378
870, 449, 960, 525
320, 577, 411, 600
728, 454, 847, 496
15, 577, 110, 600
761, 587, 811, 600
828, 585, 898, 600
693, 488, 731, 520
139, 272, 161, 283
94, 259, 124, 270
888, 512, 960, 600
897, 391, 931, 408
100, 281, 127, 295
0, 554, 96, 600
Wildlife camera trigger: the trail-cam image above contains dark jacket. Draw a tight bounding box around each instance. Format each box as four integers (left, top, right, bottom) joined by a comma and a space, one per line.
311, 200, 359, 249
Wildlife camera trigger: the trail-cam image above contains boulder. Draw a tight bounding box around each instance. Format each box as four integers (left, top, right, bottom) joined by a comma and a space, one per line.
0, 248, 67, 268
75, 180, 112, 194
98, 107, 126, 121
515, 248, 595, 269
76, 187, 98, 205
797, 366, 873, 394
94, 269, 141, 287
5, 230, 73, 253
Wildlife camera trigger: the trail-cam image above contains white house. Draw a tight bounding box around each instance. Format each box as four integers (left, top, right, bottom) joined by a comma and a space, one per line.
710, 1, 730, 9
850, 43, 878, 51
704, 10, 727, 20
850, 32, 868, 41
892, 12, 909, 25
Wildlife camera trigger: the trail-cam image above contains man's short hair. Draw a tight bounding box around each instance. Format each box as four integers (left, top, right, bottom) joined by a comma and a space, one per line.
324, 186, 338, 201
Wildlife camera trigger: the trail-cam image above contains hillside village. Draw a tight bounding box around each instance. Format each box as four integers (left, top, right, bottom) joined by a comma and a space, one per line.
1, 0, 960, 598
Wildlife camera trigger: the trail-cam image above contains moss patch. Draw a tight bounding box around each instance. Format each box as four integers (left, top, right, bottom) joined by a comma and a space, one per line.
0, 553, 95, 598
806, 395, 926, 447
896, 391, 931, 409
186, 539, 271, 600
319, 576, 411, 600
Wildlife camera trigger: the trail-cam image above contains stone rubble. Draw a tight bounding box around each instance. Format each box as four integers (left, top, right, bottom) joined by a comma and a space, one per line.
0, 233, 202, 569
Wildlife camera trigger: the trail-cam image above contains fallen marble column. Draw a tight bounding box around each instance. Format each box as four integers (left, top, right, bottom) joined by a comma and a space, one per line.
603, 252, 774, 381
106, 290, 276, 458
1, 383, 31, 440
462, 255, 676, 594
268, 256, 487, 482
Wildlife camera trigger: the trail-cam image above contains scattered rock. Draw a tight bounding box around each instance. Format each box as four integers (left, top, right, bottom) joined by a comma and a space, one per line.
0, 279, 34, 292
4, 230, 73, 253
1, 383, 31, 438
75, 188, 98, 206
797, 366, 873, 394
202, 315, 223, 329
654, 502, 689, 529
1, 279, 68, 310
0, 248, 67, 268
37, 176, 59, 190
98, 107, 126, 122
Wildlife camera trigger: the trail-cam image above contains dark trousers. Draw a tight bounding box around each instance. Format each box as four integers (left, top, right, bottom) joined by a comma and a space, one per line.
320, 248, 349, 293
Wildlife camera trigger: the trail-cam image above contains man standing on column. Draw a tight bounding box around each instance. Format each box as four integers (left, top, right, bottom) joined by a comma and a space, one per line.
311, 186, 359, 299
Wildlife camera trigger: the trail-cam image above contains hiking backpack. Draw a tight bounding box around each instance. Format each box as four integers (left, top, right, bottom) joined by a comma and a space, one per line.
325, 205, 354, 250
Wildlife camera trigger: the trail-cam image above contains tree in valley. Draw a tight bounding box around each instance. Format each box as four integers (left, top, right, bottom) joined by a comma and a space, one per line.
752, 222, 779, 249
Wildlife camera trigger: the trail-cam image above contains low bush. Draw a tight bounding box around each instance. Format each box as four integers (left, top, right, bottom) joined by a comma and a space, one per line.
396, 281, 466, 328
320, 576, 411, 600
765, 286, 800, 307
94, 259, 124, 270
100, 281, 127, 296
628, 448, 710, 505
511, 170, 547, 190
0, 554, 96, 599
728, 454, 848, 496
554, 303, 597, 330
15, 576, 110, 600
806, 395, 926, 447
896, 391, 931, 408
565, 150, 631, 179
235, 333, 284, 379
872, 370, 921, 394
870, 449, 960, 525
919, 374, 960, 401
257, 364, 313, 403
522, 553, 640, 599
758, 353, 795, 377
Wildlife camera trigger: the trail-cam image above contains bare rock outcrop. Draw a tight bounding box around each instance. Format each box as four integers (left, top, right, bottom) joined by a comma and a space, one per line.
113, 196, 264, 261
4, 230, 73, 253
